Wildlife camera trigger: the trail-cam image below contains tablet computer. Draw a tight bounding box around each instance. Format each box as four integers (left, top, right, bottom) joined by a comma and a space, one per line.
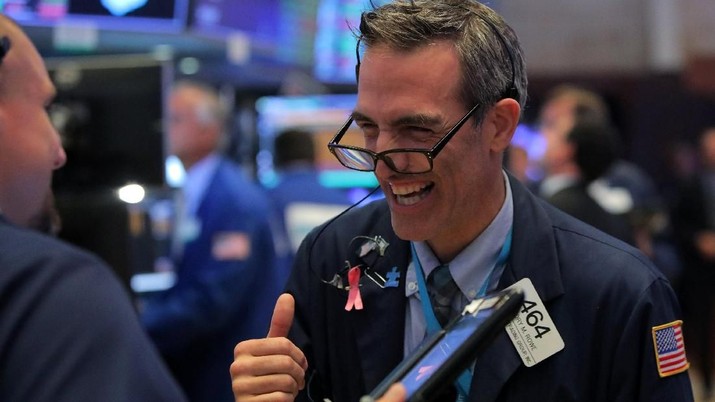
368, 287, 524, 401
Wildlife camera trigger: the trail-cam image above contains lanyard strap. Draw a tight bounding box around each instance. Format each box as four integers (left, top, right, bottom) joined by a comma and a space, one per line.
412, 227, 513, 333
410, 227, 513, 398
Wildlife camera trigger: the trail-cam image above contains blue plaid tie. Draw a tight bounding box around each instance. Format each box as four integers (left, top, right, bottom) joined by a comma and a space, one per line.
427, 264, 460, 327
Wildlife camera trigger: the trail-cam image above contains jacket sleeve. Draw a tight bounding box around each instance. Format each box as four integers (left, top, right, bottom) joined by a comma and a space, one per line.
610, 277, 694, 402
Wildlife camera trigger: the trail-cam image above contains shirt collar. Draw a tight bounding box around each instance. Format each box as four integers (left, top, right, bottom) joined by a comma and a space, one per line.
539, 173, 579, 199
182, 153, 220, 216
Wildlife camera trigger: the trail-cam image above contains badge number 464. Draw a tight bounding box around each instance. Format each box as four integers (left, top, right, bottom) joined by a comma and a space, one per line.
505, 278, 565, 367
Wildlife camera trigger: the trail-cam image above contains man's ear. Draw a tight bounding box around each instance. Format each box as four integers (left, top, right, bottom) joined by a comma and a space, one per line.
488, 98, 521, 153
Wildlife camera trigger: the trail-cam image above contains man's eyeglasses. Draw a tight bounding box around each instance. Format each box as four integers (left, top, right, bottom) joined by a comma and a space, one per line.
328, 103, 481, 174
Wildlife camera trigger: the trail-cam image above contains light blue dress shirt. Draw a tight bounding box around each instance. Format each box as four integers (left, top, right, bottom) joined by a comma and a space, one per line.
404, 171, 514, 355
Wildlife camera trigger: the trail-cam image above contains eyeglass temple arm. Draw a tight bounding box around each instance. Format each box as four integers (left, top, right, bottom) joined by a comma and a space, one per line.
329, 116, 354, 145
430, 103, 481, 156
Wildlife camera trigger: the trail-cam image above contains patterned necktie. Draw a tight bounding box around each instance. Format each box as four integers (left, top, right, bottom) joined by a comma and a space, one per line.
426, 264, 460, 327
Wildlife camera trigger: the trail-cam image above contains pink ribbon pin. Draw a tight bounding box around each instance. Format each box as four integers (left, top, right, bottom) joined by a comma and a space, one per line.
345, 266, 364, 311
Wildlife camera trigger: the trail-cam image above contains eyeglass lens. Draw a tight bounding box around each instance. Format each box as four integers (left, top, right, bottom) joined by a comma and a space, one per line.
332, 145, 433, 174
330, 118, 437, 174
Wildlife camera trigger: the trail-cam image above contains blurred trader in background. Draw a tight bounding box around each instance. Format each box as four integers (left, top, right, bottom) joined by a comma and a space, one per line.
538, 113, 634, 243
538, 84, 682, 283
139, 80, 283, 402
0, 14, 186, 401
230, 1, 693, 401
671, 127, 715, 399
267, 128, 351, 258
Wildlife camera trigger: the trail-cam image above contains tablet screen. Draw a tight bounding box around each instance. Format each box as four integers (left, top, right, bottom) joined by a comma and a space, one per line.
401, 307, 494, 397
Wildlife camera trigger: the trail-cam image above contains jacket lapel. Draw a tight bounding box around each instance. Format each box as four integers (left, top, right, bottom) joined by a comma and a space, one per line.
345, 177, 567, 399
349, 218, 412, 392
469, 176, 565, 402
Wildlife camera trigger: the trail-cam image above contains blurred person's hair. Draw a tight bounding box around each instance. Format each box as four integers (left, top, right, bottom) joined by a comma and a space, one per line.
567, 117, 620, 183
172, 79, 228, 127
274, 129, 315, 168
544, 84, 611, 124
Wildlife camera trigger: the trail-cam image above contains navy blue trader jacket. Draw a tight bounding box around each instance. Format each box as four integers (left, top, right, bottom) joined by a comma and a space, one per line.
0, 216, 186, 401
286, 173, 693, 402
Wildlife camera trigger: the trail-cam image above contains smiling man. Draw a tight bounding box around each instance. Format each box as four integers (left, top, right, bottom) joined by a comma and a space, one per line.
230, 1, 693, 401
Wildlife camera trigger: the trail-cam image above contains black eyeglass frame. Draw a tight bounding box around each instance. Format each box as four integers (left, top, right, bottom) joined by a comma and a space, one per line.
328, 103, 481, 174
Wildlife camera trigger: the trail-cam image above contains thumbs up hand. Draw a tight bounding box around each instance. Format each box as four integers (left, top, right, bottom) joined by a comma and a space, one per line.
267, 293, 297, 338
231, 294, 308, 401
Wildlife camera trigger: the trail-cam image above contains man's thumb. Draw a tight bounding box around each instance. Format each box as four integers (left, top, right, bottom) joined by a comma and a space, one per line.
267, 293, 295, 338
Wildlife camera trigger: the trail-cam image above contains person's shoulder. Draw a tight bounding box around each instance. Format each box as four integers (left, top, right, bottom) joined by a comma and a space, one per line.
516, 180, 668, 296
295, 198, 394, 268
544, 198, 636, 251
308, 198, 389, 240
214, 158, 252, 185
547, 185, 590, 212
0, 222, 104, 268
0, 222, 133, 322
213, 158, 272, 202
0, 221, 126, 302
546, 204, 663, 284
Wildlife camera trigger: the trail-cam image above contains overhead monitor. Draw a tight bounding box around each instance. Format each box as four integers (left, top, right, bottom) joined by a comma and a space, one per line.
313, 0, 390, 84
3, 0, 189, 32
190, 0, 318, 67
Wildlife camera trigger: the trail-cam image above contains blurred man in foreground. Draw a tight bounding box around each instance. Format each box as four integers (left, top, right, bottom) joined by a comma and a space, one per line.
0, 14, 185, 402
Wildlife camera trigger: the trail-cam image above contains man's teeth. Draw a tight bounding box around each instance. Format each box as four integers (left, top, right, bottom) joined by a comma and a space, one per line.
391, 183, 430, 205
391, 183, 428, 195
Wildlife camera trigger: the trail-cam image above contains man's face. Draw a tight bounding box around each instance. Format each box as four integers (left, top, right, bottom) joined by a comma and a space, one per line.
0, 25, 66, 226
167, 87, 216, 168
538, 96, 576, 174
355, 42, 507, 258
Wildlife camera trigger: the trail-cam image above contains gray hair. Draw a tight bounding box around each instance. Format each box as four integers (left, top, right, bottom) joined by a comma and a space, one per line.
172, 79, 228, 128
171, 79, 230, 152
357, 0, 528, 123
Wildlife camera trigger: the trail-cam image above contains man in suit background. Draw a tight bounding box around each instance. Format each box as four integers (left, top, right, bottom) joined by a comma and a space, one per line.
538, 114, 634, 244
139, 80, 285, 402
538, 84, 682, 285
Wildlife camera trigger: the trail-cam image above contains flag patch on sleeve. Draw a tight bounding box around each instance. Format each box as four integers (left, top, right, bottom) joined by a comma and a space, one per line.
652, 320, 689, 377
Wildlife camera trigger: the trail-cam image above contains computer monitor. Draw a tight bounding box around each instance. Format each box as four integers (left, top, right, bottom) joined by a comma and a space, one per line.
47, 54, 170, 191
313, 0, 391, 84
190, 0, 319, 67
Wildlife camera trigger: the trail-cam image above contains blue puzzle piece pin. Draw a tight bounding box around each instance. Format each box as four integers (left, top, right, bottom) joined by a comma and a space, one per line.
384, 267, 400, 288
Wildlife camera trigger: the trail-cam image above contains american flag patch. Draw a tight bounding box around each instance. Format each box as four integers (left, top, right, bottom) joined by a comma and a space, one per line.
652, 320, 689, 377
